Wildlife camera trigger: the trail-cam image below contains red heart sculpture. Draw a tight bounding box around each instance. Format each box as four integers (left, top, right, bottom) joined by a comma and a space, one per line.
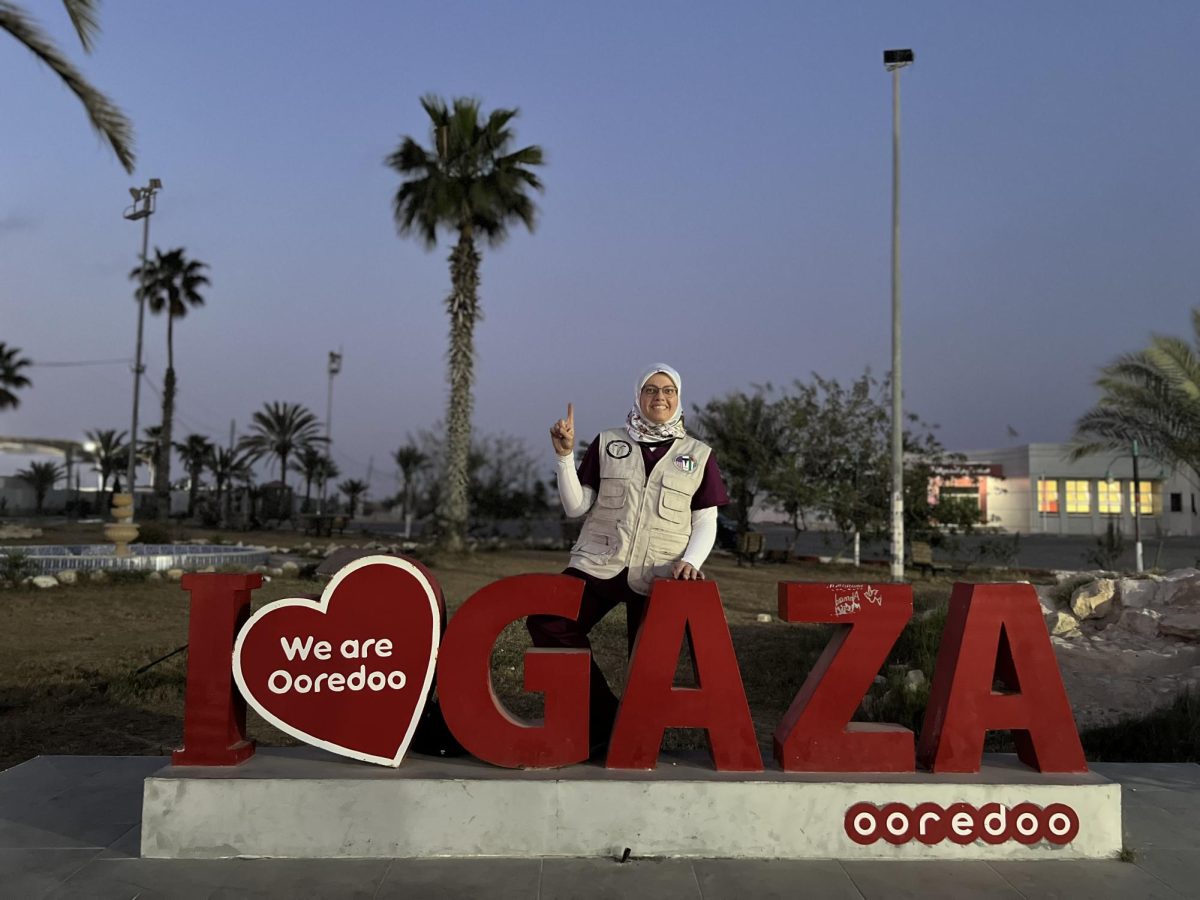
233, 555, 442, 767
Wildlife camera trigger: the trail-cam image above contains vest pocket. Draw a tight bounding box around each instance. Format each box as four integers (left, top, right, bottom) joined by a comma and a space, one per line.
573, 523, 619, 560
595, 478, 627, 517
657, 483, 691, 524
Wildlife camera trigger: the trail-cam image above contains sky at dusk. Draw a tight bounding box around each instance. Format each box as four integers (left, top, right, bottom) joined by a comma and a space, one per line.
3, 1, 1198, 497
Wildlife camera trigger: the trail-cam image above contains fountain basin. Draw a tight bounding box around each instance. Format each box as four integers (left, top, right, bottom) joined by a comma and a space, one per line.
0, 544, 271, 574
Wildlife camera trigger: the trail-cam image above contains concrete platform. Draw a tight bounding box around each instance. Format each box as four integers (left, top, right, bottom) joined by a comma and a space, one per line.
141, 748, 1121, 860
4, 755, 1200, 898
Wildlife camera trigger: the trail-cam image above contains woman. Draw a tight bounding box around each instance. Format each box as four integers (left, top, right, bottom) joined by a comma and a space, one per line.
528, 363, 729, 754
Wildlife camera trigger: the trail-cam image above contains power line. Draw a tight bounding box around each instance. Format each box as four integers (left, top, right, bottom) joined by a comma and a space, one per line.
29, 357, 132, 368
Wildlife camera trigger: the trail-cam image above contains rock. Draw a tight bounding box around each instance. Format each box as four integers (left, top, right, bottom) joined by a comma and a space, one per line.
147, 571, 163, 582
904, 669, 927, 692
269, 567, 284, 577
1162, 568, 1200, 582
89, 570, 107, 583
199, 565, 217, 573
755, 613, 772, 623
32, 575, 58, 589
1158, 612, 1200, 642
1071, 579, 1116, 620
55, 570, 79, 585
281, 561, 300, 576
0, 525, 41, 540
166, 568, 184, 581
253, 564, 269, 574
1117, 607, 1161, 638
1046, 611, 1081, 637
1118, 578, 1160, 610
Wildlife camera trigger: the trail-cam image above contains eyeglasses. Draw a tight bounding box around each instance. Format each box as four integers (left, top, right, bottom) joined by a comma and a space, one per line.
641, 385, 678, 398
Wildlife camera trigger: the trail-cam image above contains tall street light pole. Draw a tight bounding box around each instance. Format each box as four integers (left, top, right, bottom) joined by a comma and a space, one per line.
884, 49, 914, 583
320, 349, 342, 513
122, 178, 163, 512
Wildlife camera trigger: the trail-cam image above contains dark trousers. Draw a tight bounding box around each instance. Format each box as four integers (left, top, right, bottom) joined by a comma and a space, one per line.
526, 567, 647, 744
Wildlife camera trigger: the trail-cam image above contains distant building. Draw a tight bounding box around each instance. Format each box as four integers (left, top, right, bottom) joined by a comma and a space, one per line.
947, 443, 1199, 537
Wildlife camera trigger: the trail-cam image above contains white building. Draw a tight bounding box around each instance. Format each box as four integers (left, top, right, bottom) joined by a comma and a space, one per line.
953, 443, 1200, 537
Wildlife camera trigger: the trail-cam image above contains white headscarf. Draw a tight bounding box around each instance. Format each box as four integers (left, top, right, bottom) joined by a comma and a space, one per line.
626, 363, 687, 443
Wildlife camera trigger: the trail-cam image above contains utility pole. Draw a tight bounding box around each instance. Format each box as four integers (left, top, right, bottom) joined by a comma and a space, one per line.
122, 178, 163, 519
884, 49, 914, 583
319, 349, 342, 513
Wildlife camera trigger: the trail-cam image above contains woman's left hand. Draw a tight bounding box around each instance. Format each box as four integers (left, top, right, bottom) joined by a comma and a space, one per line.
672, 561, 704, 580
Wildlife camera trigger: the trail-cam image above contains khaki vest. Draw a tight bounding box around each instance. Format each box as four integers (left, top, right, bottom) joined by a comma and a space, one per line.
569, 429, 711, 594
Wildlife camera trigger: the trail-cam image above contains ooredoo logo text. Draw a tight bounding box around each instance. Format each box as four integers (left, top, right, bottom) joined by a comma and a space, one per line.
845, 802, 1079, 846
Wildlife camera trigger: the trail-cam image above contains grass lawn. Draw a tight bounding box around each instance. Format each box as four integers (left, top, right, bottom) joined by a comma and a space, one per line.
3, 523, 1191, 769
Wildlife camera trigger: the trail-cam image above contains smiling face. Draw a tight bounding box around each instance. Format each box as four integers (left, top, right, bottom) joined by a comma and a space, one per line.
638, 372, 679, 424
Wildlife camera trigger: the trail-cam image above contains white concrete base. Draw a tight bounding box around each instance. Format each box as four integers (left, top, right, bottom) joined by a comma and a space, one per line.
141, 748, 1121, 860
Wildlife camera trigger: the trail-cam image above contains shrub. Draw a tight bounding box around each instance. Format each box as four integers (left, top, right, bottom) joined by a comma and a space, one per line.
132, 523, 173, 545
0, 551, 37, 586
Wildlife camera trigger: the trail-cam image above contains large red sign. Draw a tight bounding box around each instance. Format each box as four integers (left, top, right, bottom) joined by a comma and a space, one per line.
174, 559, 1086, 775
232, 556, 442, 766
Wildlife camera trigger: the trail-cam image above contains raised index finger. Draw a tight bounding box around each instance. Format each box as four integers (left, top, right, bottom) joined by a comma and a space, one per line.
566, 403, 574, 427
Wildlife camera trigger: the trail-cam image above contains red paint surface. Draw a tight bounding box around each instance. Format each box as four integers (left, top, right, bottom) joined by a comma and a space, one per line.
438, 574, 591, 768
607, 580, 762, 771
773, 582, 915, 772
234, 559, 441, 765
917, 582, 1087, 773
173, 573, 261, 766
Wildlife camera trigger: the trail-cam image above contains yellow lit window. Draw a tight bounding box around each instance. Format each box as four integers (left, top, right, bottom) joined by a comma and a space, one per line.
1097, 481, 1122, 515
1037, 479, 1059, 513
1065, 480, 1091, 514
1128, 481, 1155, 515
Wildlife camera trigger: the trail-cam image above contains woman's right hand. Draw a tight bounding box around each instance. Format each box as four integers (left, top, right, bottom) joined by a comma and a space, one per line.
550, 403, 575, 457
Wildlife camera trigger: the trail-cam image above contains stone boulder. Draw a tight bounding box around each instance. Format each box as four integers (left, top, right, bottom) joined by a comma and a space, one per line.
1117, 577, 1160, 610
1158, 612, 1200, 642
280, 561, 300, 577
166, 568, 184, 581
1117, 607, 1162, 638
89, 570, 107, 583
1071, 579, 1116, 621
55, 570, 79, 586
1046, 610, 1081, 637
32, 575, 58, 589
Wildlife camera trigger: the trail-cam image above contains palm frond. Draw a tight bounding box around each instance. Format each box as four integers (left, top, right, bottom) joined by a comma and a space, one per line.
0, 1, 134, 172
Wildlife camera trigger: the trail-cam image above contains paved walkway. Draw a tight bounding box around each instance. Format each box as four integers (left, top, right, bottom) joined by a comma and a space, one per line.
3, 755, 1198, 898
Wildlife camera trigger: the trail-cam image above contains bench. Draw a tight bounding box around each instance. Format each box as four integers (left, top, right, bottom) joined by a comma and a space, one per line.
909, 540, 949, 576
735, 531, 765, 567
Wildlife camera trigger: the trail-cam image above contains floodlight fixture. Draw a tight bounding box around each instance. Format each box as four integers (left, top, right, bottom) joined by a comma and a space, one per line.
884, 48, 914, 71
148, 178, 163, 190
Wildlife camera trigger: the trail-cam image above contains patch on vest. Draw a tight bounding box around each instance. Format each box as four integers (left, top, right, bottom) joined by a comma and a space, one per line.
674, 454, 697, 473
606, 439, 633, 459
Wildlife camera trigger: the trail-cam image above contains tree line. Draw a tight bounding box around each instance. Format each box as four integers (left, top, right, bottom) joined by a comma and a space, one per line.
690, 371, 983, 551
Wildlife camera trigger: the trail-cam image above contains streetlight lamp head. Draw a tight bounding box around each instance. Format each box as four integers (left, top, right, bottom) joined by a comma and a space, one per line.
148, 178, 163, 191
129, 187, 142, 200
884, 48, 914, 70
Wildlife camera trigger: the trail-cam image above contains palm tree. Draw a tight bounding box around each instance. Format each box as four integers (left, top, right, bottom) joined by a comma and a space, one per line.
0, 343, 32, 410
290, 445, 325, 513
1073, 307, 1200, 479
392, 443, 427, 538
1, 1, 134, 172
207, 444, 253, 527
386, 95, 544, 551
238, 401, 324, 489
84, 428, 127, 510
338, 479, 368, 518
16, 461, 64, 515
315, 455, 339, 508
174, 433, 213, 518
130, 248, 209, 518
